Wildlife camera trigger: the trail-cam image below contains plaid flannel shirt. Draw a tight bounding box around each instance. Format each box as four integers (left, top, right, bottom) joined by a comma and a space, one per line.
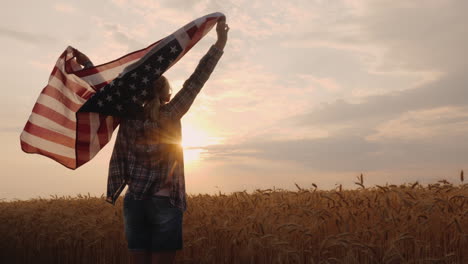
106, 45, 224, 212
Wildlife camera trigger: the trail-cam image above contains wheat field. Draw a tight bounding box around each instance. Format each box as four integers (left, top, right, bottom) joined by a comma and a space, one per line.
0, 173, 466, 264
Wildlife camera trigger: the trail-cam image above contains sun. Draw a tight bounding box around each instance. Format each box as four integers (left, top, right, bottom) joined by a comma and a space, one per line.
181, 124, 211, 148
181, 122, 221, 164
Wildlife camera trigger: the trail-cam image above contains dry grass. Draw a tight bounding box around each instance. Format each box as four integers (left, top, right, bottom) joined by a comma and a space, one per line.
0, 172, 467, 264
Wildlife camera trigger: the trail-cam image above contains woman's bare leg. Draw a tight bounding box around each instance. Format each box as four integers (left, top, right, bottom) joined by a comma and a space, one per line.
151, 250, 177, 264
129, 250, 151, 264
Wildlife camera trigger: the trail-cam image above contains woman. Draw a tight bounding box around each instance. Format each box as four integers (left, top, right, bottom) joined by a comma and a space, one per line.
75, 17, 229, 264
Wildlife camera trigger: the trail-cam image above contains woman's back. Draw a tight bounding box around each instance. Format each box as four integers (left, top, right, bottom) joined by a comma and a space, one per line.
106, 44, 225, 213
113, 112, 185, 210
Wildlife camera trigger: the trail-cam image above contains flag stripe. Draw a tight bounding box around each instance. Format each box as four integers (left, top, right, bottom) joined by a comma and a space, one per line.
97, 115, 110, 148
20, 131, 75, 159
52, 67, 91, 100
106, 116, 115, 142
49, 73, 86, 104
42, 84, 82, 110
32, 103, 76, 131
24, 121, 75, 148
29, 112, 76, 136
89, 113, 101, 159
36, 94, 77, 120
20, 140, 75, 169
75, 112, 91, 168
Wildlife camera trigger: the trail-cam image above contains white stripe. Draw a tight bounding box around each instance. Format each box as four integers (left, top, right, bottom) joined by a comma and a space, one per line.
29, 113, 76, 138
89, 113, 101, 159
202, 20, 216, 36
36, 94, 77, 122
49, 76, 86, 105
56, 47, 133, 87
175, 27, 191, 49
55, 59, 95, 93
20, 131, 75, 159
106, 116, 114, 142
194, 17, 205, 28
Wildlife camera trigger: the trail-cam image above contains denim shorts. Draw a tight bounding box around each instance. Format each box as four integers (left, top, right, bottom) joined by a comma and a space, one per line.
123, 194, 183, 252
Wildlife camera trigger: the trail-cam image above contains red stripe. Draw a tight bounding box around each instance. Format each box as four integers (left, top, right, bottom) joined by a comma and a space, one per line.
49, 52, 67, 76
76, 123, 91, 135
183, 23, 206, 55
24, 121, 75, 148
41, 85, 82, 112
21, 140, 76, 169
76, 112, 91, 167
75, 114, 118, 166
205, 16, 217, 22
186, 25, 198, 38
96, 114, 108, 148
52, 67, 93, 99
93, 81, 110, 91
183, 18, 218, 56
32, 103, 76, 131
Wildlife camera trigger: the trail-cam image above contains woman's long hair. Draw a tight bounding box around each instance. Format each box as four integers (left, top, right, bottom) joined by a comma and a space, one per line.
143, 76, 170, 122
137, 76, 171, 147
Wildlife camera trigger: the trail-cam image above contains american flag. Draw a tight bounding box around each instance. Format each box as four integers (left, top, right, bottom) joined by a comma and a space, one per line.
20, 12, 223, 169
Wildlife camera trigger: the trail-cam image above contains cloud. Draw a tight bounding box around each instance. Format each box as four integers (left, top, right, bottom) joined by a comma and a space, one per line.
297, 74, 342, 93
83, 17, 147, 64
285, 0, 468, 75
109, 0, 195, 28
94, 18, 146, 49
367, 106, 468, 142
290, 70, 468, 127
357, 0, 468, 73
277, 0, 466, 103
193, 0, 468, 176
103, 1, 468, 166
53, 3, 77, 13
201, 107, 468, 172
0, 28, 55, 44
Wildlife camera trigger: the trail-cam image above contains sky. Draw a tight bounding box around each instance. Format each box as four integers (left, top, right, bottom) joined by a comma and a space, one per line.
1, 0, 467, 201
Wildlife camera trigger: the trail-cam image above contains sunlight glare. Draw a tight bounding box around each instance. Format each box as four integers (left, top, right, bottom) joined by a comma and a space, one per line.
181, 122, 222, 164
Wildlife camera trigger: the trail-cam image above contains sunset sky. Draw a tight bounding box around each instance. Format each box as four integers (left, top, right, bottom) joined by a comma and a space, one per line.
1, 0, 467, 201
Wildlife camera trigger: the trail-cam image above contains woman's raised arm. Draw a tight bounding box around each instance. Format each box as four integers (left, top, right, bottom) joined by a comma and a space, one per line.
164, 17, 229, 120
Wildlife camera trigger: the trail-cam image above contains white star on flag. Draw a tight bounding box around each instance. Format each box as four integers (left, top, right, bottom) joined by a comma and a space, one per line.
131, 72, 138, 78
157, 55, 164, 63
142, 77, 149, 84
116, 104, 123, 111
106, 95, 112, 102
141, 90, 148, 96
132, 96, 138, 102
97, 100, 103, 107
170, 46, 178, 53
144, 64, 151, 71
155, 68, 162, 75
130, 84, 136, 90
